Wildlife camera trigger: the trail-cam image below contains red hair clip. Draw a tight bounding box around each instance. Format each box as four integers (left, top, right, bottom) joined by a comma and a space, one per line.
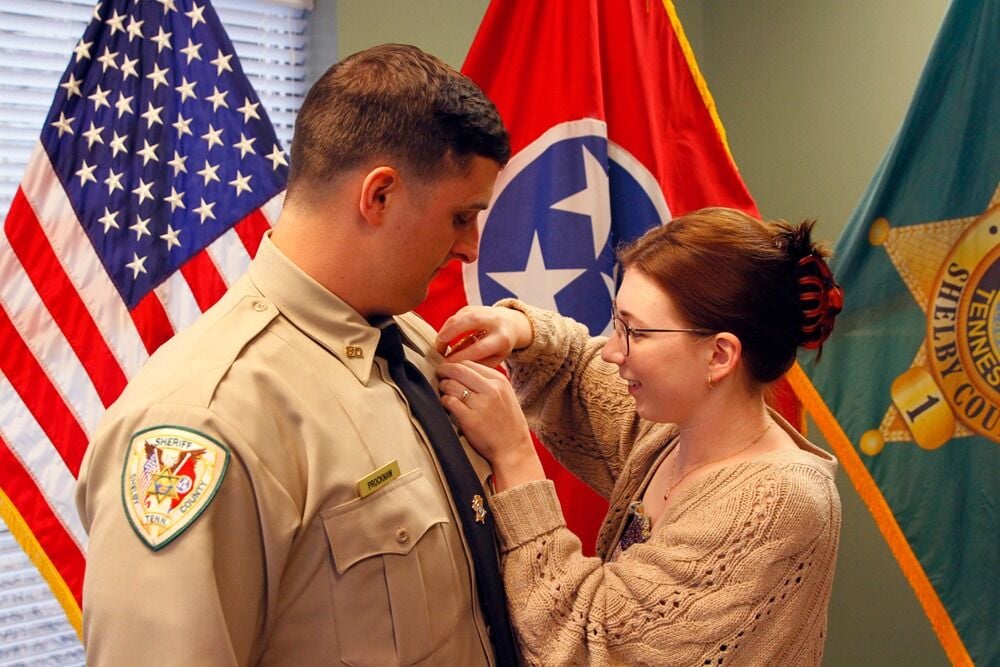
797, 254, 843, 349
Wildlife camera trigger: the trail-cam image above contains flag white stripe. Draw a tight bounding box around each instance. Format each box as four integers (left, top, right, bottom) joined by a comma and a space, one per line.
0, 376, 88, 550
155, 270, 202, 335
261, 191, 284, 225
206, 227, 251, 288
19, 142, 148, 377
0, 238, 104, 435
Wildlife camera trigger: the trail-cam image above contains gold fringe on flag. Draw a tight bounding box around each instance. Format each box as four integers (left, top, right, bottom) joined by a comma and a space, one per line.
0, 487, 82, 638
787, 362, 973, 667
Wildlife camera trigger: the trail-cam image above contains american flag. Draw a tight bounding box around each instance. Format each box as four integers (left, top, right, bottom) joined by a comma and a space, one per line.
0, 0, 287, 631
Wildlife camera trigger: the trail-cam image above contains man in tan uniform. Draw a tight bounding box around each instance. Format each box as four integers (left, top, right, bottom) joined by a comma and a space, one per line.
76, 44, 513, 665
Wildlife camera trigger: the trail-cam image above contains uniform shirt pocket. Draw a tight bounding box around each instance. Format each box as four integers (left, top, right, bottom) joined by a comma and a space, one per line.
322, 469, 462, 666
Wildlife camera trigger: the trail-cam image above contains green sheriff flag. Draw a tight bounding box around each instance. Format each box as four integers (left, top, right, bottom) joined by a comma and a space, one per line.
788, 0, 998, 664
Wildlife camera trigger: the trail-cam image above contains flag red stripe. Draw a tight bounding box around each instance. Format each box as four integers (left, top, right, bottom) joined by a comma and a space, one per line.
0, 436, 85, 604
130, 291, 176, 355
4, 189, 128, 407
0, 310, 88, 475
180, 249, 228, 312
233, 209, 271, 257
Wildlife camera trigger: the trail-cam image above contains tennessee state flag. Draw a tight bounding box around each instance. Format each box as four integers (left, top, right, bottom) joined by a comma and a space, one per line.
418, 0, 768, 552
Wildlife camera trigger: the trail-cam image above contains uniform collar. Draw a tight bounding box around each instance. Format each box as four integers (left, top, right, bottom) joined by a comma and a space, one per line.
248, 232, 422, 385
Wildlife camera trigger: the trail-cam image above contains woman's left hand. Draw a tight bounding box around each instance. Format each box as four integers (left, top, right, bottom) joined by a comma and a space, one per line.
437, 361, 545, 491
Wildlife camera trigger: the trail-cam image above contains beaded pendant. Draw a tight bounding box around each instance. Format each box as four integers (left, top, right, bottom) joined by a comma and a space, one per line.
618, 501, 652, 552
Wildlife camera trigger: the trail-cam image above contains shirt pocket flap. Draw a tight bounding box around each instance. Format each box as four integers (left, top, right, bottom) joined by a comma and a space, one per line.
322, 469, 450, 575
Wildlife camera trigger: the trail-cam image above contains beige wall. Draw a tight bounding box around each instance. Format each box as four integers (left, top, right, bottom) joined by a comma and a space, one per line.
315, 2, 954, 664
313, 0, 489, 76
676, 0, 951, 242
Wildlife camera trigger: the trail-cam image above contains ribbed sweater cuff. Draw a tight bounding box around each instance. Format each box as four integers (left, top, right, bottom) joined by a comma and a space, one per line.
489, 479, 565, 549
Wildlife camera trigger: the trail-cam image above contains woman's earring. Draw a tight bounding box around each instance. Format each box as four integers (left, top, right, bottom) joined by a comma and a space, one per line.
707, 374, 715, 389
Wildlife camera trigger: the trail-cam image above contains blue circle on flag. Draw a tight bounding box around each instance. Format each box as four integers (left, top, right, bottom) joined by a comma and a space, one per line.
475, 131, 666, 334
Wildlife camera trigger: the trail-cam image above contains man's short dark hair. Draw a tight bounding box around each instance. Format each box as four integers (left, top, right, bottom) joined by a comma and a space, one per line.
287, 44, 510, 202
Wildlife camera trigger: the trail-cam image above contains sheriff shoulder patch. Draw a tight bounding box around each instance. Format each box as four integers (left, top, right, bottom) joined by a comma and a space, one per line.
122, 425, 230, 551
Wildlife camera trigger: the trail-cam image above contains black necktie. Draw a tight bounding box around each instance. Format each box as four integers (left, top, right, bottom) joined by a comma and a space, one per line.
375, 322, 518, 667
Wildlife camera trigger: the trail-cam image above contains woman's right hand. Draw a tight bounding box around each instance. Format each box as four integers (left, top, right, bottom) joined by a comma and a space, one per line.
436, 305, 533, 366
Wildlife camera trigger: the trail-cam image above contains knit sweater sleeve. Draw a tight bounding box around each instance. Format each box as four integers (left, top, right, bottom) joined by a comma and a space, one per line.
490, 463, 841, 667
496, 300, 660, 499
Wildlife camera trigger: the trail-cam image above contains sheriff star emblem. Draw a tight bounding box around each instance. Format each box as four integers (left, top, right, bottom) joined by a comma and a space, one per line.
861, 183, 1000, 454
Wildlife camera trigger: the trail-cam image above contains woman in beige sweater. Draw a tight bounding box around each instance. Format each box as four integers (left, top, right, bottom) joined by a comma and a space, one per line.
436, 208, 844, 666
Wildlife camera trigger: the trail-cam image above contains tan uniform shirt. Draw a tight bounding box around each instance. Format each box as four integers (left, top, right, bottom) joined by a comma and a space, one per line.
76, 234, 496, 666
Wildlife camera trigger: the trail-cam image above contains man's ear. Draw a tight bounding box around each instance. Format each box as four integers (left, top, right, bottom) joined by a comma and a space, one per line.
359, 166, 398, 226
707, 332, 742, 384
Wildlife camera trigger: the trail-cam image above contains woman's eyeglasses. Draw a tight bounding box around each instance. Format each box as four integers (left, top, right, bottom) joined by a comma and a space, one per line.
611, 305, 713, 356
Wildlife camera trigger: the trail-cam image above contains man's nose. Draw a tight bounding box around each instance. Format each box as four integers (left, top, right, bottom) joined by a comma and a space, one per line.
451, 222, 480, 263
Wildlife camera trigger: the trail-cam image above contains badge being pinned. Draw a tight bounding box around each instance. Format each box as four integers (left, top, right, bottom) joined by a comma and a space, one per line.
472, 494, 487, 524
122, 425, 230, 550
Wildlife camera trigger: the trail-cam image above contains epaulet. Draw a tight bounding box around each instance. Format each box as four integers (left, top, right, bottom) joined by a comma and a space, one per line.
158, 294, 280, 408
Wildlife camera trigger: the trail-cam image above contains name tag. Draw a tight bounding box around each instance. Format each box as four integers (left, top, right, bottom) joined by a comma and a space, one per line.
356, 460, 402, 498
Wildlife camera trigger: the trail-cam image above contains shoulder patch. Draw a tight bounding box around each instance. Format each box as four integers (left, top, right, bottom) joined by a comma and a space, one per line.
121, 425, 230, 551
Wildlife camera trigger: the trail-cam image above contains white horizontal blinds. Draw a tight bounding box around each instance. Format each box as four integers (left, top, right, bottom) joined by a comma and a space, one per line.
0, 0, 93, 221
0, 0, 309, 220
0, 527, 85, 665
214, 0, 310, 150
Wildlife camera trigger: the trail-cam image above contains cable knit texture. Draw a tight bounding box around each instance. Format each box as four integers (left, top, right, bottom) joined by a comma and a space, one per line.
491, 300, 841, 666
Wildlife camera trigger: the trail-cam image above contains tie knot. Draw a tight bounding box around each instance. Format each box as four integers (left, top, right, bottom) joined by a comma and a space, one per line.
375, 322, 405, 366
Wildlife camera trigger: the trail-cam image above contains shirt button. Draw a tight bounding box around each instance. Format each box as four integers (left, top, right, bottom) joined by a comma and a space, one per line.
253, 301, 268, 312
396, 528, 409, 544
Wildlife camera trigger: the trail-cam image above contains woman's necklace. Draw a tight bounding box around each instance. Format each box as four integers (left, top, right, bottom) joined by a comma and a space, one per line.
663, 421, 773, 501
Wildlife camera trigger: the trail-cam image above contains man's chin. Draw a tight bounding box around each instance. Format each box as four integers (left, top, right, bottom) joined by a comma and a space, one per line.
399, 288, 430, 316
368, 294, 423, 319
